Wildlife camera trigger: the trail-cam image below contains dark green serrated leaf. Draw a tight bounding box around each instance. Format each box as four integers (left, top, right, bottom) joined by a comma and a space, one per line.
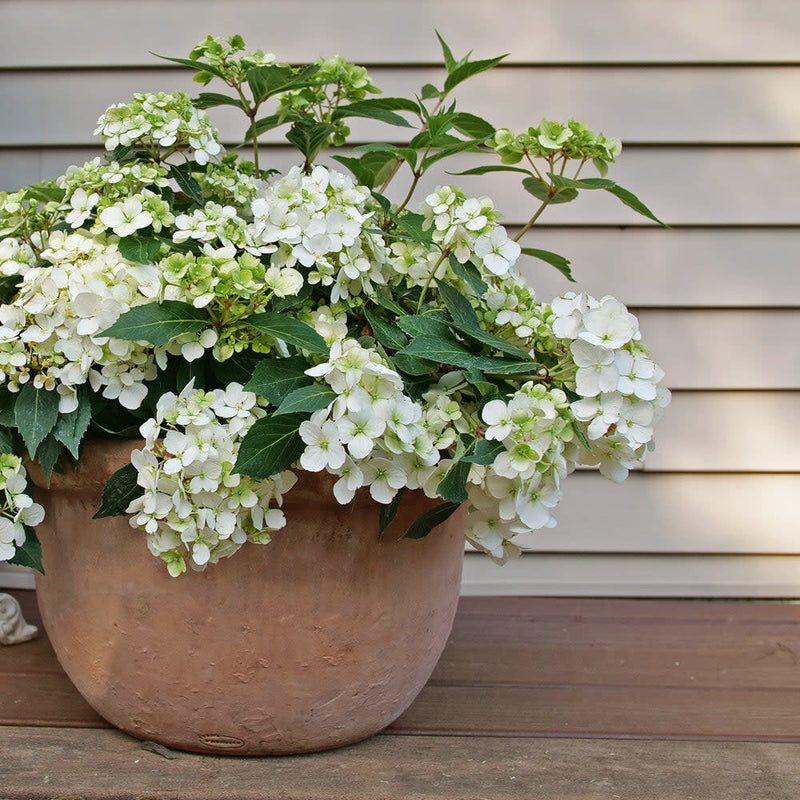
0, 275, 21, 304
397, 313, 451, 338
436, 458, 471, 503
53, 390, 92, 459
100, 301, 209, 346
464, 366, 500, 398
0, 392, 15, 427
373, 287, 407, 316
153, 54, 226, 79
522, 177, 578, 205
0, 426, 12, 454
212, 349, 263, 386
35, 435, 63, 483
332, 100, 413, 128
443, 54, 507, 94
243, 312, 328, 355
364, 307, 408, 351
244, 356, 313, 406
169, 163, 205, 205
9, 527, 43, 573
435, 280, 481, 329
286, 118, 336, 163
234, 413, 305, 479
436, 31, 457, 72
247, 63, 321, 103
448, 256, 488, 297
462, 438, 506, 465
93, 463, 143, 519
14, 384, 60, 458
548, 174, 666, 225
403, 501, 462, 540
422, 136, 490, 170
117, 235, 162, 265
333, 150, 399, 189
521, 247, 575, 281
392, 352, 434, 376
450, 112, 495, 139
450, 164, 532, 177
273, 384, 335, 416
378, 487, 406, 538
193, 92, 245, 110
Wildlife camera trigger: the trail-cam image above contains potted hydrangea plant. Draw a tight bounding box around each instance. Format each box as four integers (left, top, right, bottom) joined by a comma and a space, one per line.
0, 34, 669, 754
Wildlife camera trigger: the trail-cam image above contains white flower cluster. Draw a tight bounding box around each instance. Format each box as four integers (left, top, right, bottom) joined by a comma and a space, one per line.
127, 383, 297, 576
300, 338, 441, 504
0, 453, 44, 562
249, 165, 389, 302
551, 292, 671, 481
0, 230, 160, 411
463, 382, 576, 562
421, 186, 521, 276
0, 237, 37, 278
94, 92, 222, 165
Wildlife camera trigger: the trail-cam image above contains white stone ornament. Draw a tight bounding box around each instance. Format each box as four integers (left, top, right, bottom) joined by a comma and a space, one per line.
0, 593, 38, 645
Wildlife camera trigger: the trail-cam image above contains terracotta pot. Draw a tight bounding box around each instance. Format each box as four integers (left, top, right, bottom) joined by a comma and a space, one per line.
30, 440, 465, 755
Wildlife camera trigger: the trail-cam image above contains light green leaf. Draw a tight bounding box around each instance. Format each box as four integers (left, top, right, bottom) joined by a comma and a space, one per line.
243, 312, 329, 354
247, 63, 321, 103
450, 112, 495, 139
333, 100, 415, 127
234, 413, 305, 479
521, 247, 575, 282
449, 164, 532, 177
14, 384, 60, 458
522, 177, 578, 205
436, 31, 458, 73
193, 92, 245, 110
420, 83, 441, 100
93, 463, 143, 519
244, 357, 313, 406
403, 501, 462, 539
273, 384, 336, 416
443, 54, 507, 94
152, 54, 226, 80
100, 301, 209, 346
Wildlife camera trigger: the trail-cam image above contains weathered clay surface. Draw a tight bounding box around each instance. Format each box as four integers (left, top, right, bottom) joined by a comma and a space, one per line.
30, 440, 465, 755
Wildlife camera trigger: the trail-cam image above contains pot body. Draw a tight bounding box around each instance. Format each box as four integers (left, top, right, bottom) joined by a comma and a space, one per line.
31, 440, 465, 755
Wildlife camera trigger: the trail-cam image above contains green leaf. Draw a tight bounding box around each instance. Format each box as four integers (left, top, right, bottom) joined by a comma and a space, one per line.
285, 118, 336, 163
273, 384, 336, 416
193, 92, 245, 110
333, 100, 414, 128
462, 439, 506, 465
436, 31, 457, 73
434, 280, 480, 329
391, 212, 433, 244
0, 426, 12, 454
243, 311, 329, 355
9, 527, 43, 573
14, 384, 60, 458
422, 136, 490, 169
169, 163, 205, 205
392, 352, 434, 376
53, 390, 92, 459
364, 307, 408, 351
247, 113, 289, 141
373, 287, 407, 317
35, 435, 63, 482
443, 54, 507, 94
153, 54, 226, 80
117, 234, 162, 265
450, 112, 495, 139
436, 458, 471, 503
212, 349, 263, 386
0, 275, 21, 304
403, 501, 462, 540
100, 301, 209, 346
247, 63, 321, 103
521, 247, 575, 282
450, 164, 531, 177
548, 174, 666, 225
271, 281, 311, 313
0, 391, 15, 427
234, 413, 305, 479
93, 463, 143, 519
332, 150, 399, 189
397, 313, 451, 338
399, 332, 536, 374
378, 487, 406, 538
420, 83, 441, 100
522, 177, 578, 205
448, 256, 488, 297
244, 357, 314, 406
25, 183, 66, 204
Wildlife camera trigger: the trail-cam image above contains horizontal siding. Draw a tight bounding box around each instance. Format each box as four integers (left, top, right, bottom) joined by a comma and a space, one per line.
461, 553, 800, 597
4, 0, 800, 67
4, 66, 800, 145
2, 146, 800, 227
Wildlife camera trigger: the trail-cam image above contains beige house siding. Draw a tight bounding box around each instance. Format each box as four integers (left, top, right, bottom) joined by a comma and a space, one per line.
1, 0, 798, 595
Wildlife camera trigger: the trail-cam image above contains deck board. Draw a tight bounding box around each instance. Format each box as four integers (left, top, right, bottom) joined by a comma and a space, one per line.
4, 591, 800, 798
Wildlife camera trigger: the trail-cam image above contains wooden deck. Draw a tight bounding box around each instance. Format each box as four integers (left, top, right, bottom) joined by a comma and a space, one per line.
3, 590, 800, 799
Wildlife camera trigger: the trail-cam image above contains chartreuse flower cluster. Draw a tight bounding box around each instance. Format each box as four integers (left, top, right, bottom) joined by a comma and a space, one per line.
0, 33, 669, 574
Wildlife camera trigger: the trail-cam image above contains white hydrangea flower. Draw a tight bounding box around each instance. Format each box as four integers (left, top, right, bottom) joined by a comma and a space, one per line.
0, 454, 45, 563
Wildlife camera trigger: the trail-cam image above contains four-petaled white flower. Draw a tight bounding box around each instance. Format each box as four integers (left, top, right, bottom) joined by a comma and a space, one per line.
99, 197, 153, 237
